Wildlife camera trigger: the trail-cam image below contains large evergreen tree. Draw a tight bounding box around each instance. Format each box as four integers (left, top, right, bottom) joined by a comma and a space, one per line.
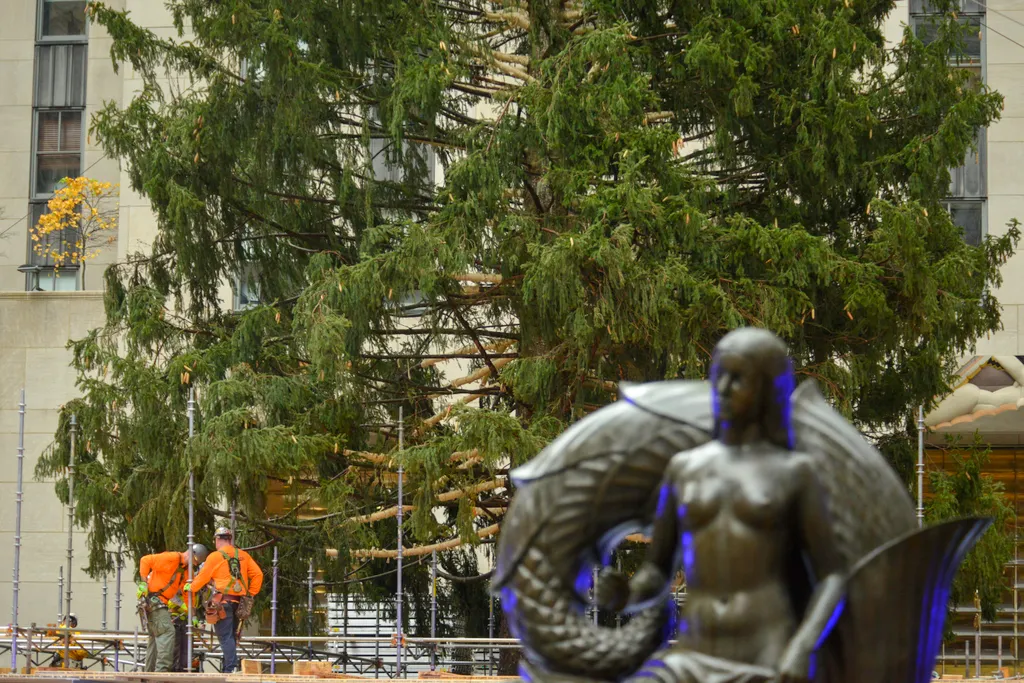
38, 0, 1018, 645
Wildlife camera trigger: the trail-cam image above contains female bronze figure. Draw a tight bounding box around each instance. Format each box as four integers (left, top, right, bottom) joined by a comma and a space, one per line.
494, 327, 988, 683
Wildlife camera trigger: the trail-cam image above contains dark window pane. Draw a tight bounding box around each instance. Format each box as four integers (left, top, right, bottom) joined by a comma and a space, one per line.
949, 202, 983, 245
911, 0, 983, 15
913, 16, 982, 62
61, 111, 82, 150
28, 202, 80, 268
35, 44, 87, 107
41, 0, 87, 37
949, 128, 986, 198
37, 111, 61, 151
35, 153, 80, 196
36, 111, 82, 153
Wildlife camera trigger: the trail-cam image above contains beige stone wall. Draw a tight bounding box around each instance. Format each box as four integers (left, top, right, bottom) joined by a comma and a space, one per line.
0, 0, 132, 633
0, 292, 112, 630
976, 0, 1024, 356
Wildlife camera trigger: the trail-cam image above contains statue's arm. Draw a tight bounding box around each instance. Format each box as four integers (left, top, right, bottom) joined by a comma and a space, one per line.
778, 461, 848, 678
596, 477, 679, 611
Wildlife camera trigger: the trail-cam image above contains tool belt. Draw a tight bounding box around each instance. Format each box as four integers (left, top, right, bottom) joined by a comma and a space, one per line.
204, 593, 228, 625
236, 595, 254, 623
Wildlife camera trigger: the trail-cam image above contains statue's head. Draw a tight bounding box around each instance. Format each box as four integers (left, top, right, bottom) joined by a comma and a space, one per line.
709, 327, 796, 449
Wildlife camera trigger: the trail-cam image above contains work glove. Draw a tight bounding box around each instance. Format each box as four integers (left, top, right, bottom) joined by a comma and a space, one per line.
182, 581, 192, 593
136, 583, 147, 599
192, 618, 202, 629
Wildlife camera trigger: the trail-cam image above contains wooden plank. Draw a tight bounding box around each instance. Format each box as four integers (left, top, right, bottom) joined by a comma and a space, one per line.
241, 661, 264, 675
292, 662, 333, 677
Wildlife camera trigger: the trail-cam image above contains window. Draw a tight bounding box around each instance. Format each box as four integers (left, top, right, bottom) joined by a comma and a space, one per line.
233, 264, 261, 310
945, 200, 984, 246
22, 203, 80, 291
34, 110, 82, 197
912, 15, 983, 64
910, 0, 987, 245
39, 0, 87, 40
35, 44, 87, 107
24, 0, 87, 291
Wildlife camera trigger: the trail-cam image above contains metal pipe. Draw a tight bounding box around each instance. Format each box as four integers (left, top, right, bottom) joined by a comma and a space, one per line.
114, 548, 122, 671
592, 566, 599, 625
917, 405, 925, 527
374, 602, 380, 680
64, 413, 77, 667
27, 624, 35, 674
102, 573, 109, 631
976, 630, 981, 678
430, 550, 437, 671
187, 388, 196, 672
57, 568, 63, 624
342, 586, 349, 676
396, 406, 404, 679
270, 547, 279, 674
230, 498, 237, 540
10, 388, 25, 671
308, 558, 314, 657
965, 640, 970, 679
133, 627, 139, 672
488, 595, 495, 676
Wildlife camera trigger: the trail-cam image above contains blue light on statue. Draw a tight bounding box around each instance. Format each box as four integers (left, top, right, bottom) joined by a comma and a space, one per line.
656, 483, 671, 519
814, 597, 845, 649
774, 357, 797, 450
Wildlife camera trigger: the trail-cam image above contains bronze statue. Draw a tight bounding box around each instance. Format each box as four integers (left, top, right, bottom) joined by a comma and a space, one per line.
494, 328, 989, 683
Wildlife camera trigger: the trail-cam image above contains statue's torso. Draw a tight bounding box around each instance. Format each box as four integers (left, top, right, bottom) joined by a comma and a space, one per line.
667, 442, 810, 667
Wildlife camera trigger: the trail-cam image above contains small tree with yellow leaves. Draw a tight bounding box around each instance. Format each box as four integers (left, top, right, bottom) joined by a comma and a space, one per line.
31, 176, 118, 288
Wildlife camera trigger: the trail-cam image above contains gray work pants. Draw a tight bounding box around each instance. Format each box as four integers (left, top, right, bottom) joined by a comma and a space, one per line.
143, 604, 175, 672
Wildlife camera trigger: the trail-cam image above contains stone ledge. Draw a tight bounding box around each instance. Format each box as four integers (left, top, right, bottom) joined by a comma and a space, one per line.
0, 291, 104, 301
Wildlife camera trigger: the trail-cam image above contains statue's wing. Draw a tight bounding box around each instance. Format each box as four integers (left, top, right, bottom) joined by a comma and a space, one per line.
791, 381, 917, 567
494, 380, 713, 595
823, 517, 991, 683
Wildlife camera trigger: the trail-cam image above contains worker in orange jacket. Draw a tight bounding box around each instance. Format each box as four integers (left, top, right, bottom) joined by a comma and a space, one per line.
184, 527, 263, 673
138, 544, 208, 672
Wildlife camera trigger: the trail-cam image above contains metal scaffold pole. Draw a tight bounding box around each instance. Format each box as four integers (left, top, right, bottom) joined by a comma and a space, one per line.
114, 547, 122, 671
396, 407, 404, 678
57, 568, 63, 624
917, 405, 925, 528
102, 574, 108, 631
308, 559, 314, 657
271, 547, 279, 674
187, 388, 196, 672
488, 594, 495, 676
11, 389, 25, 671
64, 413, 77, 667
430, 550, 437, 671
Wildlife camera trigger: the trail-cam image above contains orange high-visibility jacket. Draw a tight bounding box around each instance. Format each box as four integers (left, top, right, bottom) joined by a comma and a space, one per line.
188, 545, 263, 597
140, 551, 187, 604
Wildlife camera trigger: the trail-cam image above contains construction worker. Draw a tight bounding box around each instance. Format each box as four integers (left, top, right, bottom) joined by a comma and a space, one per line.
184, 527, 263, 674
48, 614, 87, 668
138, 544, 208, 672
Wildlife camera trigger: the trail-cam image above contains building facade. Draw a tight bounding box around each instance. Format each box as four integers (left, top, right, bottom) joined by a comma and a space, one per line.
0, 0, 179, 632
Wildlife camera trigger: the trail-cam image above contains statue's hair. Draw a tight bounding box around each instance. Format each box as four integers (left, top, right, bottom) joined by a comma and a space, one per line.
709, 327, 796, 449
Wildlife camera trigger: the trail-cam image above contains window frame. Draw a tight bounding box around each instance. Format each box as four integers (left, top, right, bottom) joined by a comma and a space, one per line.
36, 0, 89, 43
30, 108, 84, 200
34, 42, 88, 108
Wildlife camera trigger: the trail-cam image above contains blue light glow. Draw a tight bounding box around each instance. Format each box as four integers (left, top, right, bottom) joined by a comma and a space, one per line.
814, 597, 845, 649
677, 505, 696, 580
499, 586, 523, 641
518, 662, 533, 683
773, 357, 797, 449
656, 483, 671, 519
